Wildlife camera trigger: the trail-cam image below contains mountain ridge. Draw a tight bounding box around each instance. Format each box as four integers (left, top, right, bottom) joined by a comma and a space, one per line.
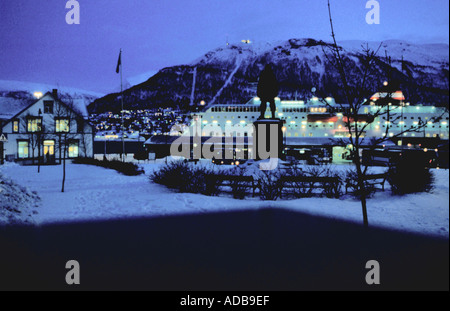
89, 38, 448, 114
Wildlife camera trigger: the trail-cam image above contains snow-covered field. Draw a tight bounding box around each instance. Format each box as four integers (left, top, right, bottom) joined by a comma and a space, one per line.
0, 160, 448, 238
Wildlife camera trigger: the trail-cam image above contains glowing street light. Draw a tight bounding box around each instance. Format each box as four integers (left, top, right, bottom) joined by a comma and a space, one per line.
34, 92, 43, 99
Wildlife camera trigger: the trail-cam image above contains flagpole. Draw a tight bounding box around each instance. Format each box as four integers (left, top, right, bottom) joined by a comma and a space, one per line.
400, 54, 404, 150
120, 48, 125, 162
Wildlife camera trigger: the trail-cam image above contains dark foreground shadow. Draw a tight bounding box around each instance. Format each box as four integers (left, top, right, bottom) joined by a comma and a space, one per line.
0, 208, 448, 291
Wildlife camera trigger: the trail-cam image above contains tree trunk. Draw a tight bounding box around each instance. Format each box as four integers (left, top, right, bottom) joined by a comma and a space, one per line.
62, 144, 66, 193
354, 153, 369, 227
59, 135, 62, 164
37, 137, 41, 173
360, 191, 369, 227
32, 147, 35, 166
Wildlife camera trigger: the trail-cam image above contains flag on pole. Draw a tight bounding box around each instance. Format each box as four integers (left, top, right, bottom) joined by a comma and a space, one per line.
116, 50, 122, 74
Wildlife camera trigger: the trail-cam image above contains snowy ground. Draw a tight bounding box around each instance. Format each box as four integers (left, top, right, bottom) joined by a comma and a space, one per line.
0, 160, 448, 238
0, 171, 40, 225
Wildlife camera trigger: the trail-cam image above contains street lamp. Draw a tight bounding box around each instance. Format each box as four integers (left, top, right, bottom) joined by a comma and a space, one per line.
38, 108, 42, 169
34, 92, 43, 99
282, 126, 287, 158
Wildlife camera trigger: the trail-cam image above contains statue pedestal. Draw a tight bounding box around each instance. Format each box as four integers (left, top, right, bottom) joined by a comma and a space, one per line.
253, 119, 285, 161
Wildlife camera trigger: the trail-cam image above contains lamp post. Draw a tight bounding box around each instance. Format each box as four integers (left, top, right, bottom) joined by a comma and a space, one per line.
282, 126, 287, 160
400, 101, 404, 149
38, 108, 42, 172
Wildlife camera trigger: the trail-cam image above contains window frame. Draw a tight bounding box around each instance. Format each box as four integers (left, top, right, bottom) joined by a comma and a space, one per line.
43, 100, 54, 114
26, 116, 42, 133
67, 140, 79, 158
17, 140, 30, 159
12, 119, 19, 133
55, 117, 70, 133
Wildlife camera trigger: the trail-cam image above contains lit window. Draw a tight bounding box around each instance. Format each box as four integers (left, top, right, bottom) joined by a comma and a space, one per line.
27, 117, 42, 132
56, 118, 70, 133
18, 141, 29, 158
43, 140, 55, 157
68, 142, 79, 158
13, 120, 19, 133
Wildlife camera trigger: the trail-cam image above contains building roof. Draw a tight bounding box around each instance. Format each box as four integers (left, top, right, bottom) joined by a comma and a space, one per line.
0, 91, 89, 122
0, 97, 32, 121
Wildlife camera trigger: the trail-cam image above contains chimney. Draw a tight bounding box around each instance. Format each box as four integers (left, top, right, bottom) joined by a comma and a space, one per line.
52, 89, 58, 99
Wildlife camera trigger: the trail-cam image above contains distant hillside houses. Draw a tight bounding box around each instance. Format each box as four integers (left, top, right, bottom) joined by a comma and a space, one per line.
0, 89, 94, 165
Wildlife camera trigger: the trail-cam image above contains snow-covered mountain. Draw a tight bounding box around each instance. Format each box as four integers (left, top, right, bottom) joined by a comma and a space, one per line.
89, 39, 450, 113
0, 80, 104, 119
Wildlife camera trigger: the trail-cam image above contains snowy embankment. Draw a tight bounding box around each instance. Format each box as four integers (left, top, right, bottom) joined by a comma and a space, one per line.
0, 171, 40, 225
0, 161, 448, 238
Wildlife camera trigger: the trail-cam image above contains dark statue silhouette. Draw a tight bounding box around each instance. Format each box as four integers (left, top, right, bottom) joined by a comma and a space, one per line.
257, 64, 279, 119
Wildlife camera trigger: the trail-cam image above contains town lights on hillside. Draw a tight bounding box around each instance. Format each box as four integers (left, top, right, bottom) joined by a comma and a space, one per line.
34, 92, 43, 99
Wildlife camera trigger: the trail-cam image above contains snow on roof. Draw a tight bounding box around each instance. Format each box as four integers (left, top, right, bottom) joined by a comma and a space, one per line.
0, 80, 103, 120
0, 97, 31, 120
0, 92, 90, 122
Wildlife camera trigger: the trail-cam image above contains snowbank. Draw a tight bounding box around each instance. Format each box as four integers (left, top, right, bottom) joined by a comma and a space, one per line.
0, 166, 40, 225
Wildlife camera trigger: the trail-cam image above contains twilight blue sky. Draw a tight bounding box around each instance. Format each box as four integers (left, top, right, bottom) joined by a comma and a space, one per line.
0, 0, 448, 94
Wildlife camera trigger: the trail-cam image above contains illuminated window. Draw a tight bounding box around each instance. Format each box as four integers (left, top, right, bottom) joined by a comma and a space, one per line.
17, 141, 29, 158
68, 141, 79, 158
27, 117, 42, 133
56, 118, 70, 133
43, 140, 55, 157
13, 120, 19, 133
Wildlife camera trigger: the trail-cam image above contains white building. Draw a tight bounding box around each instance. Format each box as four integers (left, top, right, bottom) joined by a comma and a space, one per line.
0, 90, 94, 165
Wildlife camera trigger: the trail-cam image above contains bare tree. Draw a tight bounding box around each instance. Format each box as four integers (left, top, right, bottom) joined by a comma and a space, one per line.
322, 0, 445, 227
53, 97, 82, 193
19, 113, 49, 173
